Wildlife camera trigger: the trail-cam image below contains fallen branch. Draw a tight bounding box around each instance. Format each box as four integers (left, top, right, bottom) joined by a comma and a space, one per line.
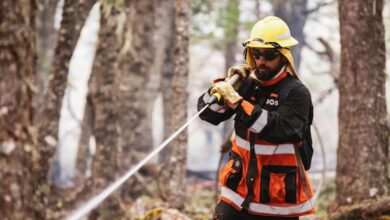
329, 197, 390, 220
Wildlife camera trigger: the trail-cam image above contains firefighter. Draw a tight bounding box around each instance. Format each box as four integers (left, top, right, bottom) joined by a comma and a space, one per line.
198, 16, 314, 220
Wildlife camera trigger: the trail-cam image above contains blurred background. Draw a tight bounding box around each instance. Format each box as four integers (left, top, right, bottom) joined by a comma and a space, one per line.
1, 0, 389, 219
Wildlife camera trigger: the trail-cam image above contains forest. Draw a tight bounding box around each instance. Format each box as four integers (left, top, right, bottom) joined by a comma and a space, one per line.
0, 0, 389, 219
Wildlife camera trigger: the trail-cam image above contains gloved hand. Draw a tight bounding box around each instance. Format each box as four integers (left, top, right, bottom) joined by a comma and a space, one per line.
210, 81, 242, 108
227, 64, 252, 90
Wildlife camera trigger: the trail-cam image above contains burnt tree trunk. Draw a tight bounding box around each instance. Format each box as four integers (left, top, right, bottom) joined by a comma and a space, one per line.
274, 0, 308, 70
36, 0, 95, 217
145, 0, 173, 153
36, 0, 59, 75
118, 0, 155, 172
166, 0, 191, 209
0, 0, 39, 219
87, 2, 123, 218
34, 0, 59, 124
336, 0, 389, 207
159, 0, 175, 164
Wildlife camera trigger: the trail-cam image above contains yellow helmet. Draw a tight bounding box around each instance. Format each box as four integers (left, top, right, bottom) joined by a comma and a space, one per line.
244, 16, 298, 49
243, 16, 299, 77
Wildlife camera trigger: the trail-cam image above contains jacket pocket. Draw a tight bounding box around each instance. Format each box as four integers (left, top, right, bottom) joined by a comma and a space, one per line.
219, 151, 243, 191
260, 165, 297, 204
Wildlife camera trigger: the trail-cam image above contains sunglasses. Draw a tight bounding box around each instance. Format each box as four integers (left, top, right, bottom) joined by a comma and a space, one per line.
251, 49, 280, 61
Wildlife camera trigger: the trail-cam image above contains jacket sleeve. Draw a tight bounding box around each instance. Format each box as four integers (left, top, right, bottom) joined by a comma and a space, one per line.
197, 89, 235, 125
235, 84, 312, 143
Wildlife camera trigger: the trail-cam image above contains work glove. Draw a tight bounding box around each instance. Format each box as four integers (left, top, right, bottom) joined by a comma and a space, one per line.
227, 64, 252, 90
210, 81, 242, 108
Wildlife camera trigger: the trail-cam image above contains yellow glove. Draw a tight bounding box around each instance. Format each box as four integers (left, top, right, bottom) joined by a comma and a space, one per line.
210, 81, 242, 107
227, 64, 252, 90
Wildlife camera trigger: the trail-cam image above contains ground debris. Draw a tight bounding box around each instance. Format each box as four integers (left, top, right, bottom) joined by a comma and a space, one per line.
329, 197, 390, 220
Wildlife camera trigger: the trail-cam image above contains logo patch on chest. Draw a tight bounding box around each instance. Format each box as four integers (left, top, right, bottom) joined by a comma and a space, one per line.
266, 93, 279, 106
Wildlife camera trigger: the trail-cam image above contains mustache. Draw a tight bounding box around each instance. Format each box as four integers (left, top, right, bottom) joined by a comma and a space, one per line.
257, 65, 270, 70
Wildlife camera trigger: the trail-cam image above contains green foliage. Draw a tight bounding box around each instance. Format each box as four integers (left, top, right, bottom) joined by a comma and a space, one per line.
191, 0, 216, 42
184, 184, 216, 220
241, 20, 255, 35
103, 0, 125, 11
217, 0, 240, 42
314, 177, 336, 218
104, 0, 114, 5
191, 0, 241, 50
192, 0, 213, 15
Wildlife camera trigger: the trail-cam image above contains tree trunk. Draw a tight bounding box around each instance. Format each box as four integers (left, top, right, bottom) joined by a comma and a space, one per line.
159, 0, 175, 164
145, 0, 173, 153
36, 0, 59, 75
118, 0, 155, 172
88, 2, 123, 219
222, 0, 240, 142
34, 0, 59, 124
254, 0, 261, 20
166, 0, 191, 209
274, 0, 308, 70
0, 0, 38, 219
223, 0, 240, 73
336, 0, 389, 207
36, 0, 95, 216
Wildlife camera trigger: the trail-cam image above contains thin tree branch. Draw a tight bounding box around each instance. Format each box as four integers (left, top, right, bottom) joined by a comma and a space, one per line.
304, 37, 340, 82
313, 84, 337, 106
303, 0, 336, 15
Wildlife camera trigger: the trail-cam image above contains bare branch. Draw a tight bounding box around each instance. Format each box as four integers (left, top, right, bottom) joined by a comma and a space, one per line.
313, 85, 337, 106
303, 0, 336, 15
317, 37, 335, 62
304, 37, 340, 81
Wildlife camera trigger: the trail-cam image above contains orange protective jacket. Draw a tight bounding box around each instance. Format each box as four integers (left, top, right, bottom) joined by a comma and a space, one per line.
198, 72, 314, 217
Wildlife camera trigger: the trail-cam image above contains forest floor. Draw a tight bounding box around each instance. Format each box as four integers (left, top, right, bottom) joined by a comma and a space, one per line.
185, 177, 336, 220
127, 176, 336, 220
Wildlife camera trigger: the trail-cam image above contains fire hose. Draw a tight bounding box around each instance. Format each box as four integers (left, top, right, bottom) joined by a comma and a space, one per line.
66, 74, 240, 220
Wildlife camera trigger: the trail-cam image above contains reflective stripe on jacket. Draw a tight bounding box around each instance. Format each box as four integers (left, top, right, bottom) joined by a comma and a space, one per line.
198, 73, 314, 217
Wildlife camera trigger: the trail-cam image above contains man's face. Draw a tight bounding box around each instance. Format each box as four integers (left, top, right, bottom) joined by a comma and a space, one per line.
251, 48, 284, 81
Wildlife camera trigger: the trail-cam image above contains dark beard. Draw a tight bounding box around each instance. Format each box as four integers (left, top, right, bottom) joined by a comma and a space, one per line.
254, 61, 285, 81
255, 67, 280, 81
